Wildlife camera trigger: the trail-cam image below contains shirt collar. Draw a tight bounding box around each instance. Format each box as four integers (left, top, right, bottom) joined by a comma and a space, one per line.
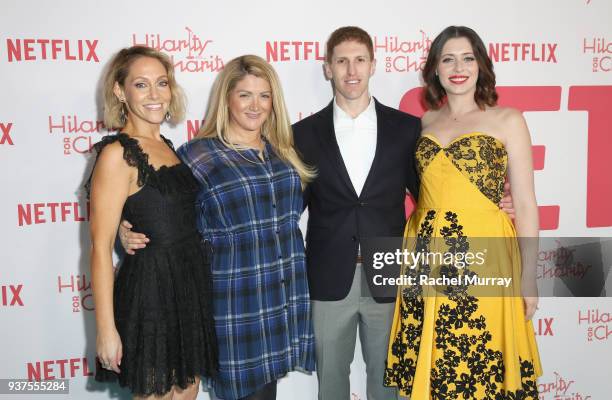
333, 96, 376, 125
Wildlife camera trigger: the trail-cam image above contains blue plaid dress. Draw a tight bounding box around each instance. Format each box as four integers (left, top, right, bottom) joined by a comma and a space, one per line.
177, 137, 315, 400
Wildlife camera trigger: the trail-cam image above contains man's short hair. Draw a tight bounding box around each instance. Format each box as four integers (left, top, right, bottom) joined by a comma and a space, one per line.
326, 26, 374, 63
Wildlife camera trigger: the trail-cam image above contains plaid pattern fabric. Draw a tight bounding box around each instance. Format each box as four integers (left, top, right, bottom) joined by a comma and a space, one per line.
178, 138, 315, 400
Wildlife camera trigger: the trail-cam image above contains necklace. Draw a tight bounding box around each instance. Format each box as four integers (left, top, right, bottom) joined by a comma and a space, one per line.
231, 144, 265, 164
448, 106, 480, 123
226, 135, 266, 165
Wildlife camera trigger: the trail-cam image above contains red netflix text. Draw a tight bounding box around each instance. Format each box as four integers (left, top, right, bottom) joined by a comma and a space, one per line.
266, 41, 325, 62
6, 39, 99, 62
488, 42, 558, 63
534, 317, 554, 336
186, 119, 205, 141
1, 122, 14, 145
17, 202, 90, 226
27, 357, 93, 381
1, 284, 24, 306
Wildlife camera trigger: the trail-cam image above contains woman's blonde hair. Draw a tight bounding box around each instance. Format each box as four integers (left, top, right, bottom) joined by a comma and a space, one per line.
102, 46, 186, 129
197, 54, 315, 183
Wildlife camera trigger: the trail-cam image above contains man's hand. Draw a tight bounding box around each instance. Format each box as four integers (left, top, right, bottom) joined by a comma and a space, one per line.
119, 220, 149, 255
499, 181, 515, 219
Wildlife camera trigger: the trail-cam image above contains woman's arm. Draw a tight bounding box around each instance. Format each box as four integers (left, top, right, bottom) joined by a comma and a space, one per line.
89, 141, 134, 372
503, 108, 539, 321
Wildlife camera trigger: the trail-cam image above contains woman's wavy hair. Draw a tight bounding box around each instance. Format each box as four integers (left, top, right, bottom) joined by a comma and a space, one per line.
422, 26, 498, 110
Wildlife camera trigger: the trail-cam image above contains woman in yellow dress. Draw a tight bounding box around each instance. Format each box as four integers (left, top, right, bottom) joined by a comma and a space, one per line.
384, 26, 542, 399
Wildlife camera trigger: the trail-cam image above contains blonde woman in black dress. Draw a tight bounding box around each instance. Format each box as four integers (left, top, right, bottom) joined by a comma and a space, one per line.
88, 46, 217, 399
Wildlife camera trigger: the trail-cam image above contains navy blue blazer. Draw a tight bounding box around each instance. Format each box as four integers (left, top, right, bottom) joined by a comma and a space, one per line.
293, 98, 421, 303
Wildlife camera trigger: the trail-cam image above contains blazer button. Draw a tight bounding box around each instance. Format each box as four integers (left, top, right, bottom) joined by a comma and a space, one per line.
351, 236, 357, 242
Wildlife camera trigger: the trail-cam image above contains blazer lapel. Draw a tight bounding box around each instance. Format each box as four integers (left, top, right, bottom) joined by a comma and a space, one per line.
360, 98, 391, 199
316, 101, 358, 198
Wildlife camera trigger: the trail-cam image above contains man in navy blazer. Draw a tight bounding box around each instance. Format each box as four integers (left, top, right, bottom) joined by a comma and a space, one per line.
292, 26, 421, 400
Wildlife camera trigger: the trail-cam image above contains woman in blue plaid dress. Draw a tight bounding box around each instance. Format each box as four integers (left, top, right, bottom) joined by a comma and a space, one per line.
122, 55, 316, 400
181, 55, 317, 400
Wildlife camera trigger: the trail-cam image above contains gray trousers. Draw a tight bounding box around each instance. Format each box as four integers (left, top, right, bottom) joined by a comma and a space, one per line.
312, 265, 397, 400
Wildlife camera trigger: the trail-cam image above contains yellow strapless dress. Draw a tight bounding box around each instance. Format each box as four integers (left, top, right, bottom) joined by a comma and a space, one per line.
384, 133, 542, 399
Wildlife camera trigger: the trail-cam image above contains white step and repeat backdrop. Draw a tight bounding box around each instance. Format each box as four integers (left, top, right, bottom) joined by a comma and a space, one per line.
1, 0, 611, 398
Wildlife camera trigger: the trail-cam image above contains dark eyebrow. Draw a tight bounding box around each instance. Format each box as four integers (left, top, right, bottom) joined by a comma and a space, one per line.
440, 52, 474, 57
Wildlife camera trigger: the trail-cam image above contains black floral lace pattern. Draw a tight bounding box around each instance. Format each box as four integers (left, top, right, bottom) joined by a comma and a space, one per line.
383, 209, 435, 393
416, 136, 442, 176
384, 209, 539, 399
444, 135, 507, 204
85, 133, 198, 197
417, 135, 508, 204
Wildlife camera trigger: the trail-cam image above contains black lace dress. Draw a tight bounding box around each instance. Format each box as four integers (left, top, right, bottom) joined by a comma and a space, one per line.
88, 133, 218, 396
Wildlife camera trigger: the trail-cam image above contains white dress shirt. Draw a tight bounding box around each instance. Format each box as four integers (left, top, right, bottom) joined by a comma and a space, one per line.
333, 97, 378, 197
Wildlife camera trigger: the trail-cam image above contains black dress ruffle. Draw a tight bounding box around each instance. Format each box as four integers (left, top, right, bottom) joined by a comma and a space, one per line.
89, 133, 218, 396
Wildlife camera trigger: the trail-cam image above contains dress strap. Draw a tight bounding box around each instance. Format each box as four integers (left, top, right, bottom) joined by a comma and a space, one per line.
84, 133, 153, 198
160, 134, 175, 150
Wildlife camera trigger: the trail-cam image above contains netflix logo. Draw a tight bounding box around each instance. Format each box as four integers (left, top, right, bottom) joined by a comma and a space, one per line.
1, 122, 14, 145
266, 41, 325, 62
27, 357, 93, 381
533, 317, 554, 336
488, 42, 558, 63
1, 284, 24, 307
186, 119, 205, 141
17, 201, 90, 226
5, 39, 99, 62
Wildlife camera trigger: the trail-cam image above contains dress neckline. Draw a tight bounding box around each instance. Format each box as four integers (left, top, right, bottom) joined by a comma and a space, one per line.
117, 132, 183, 172
421, 132, 506, 150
